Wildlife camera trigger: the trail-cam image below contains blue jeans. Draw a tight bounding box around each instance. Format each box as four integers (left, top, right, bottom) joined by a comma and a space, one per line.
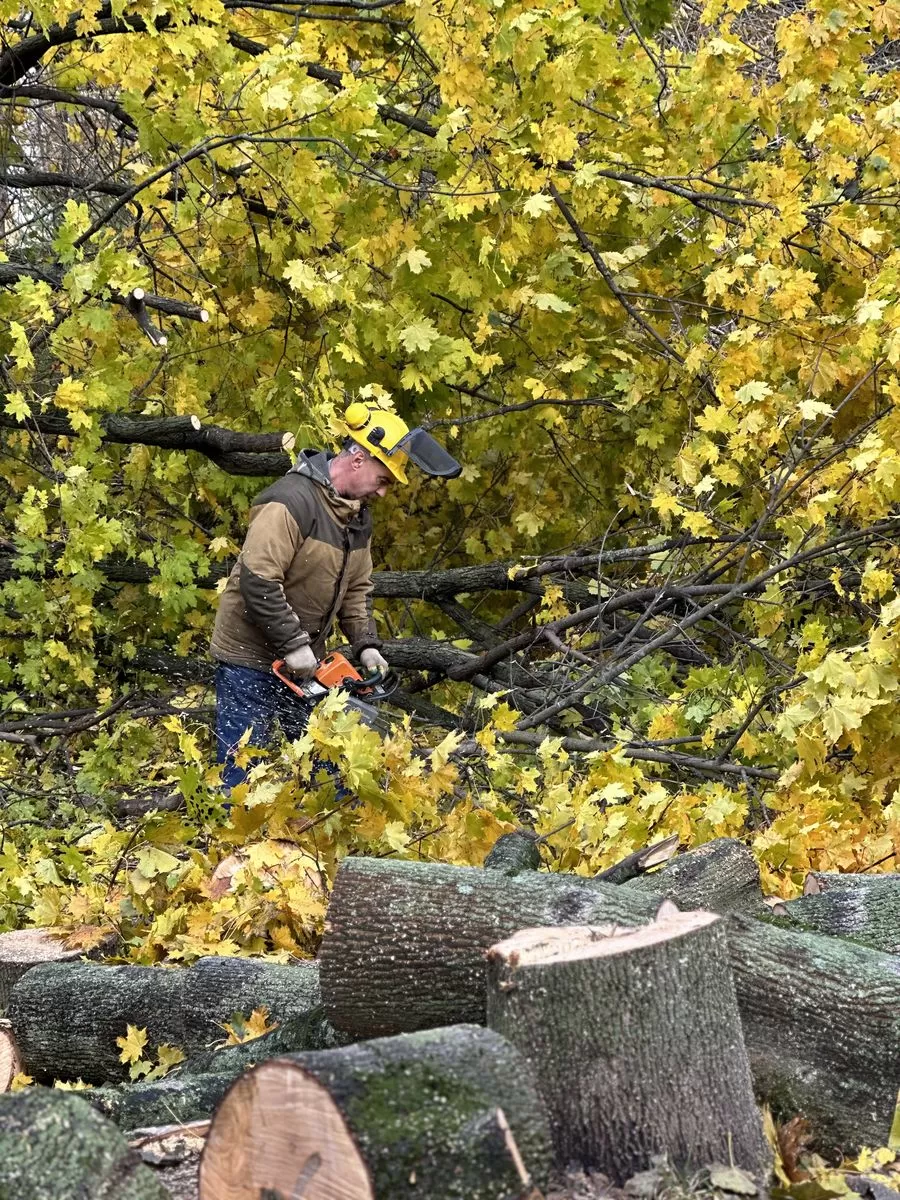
215, 662, 318, 790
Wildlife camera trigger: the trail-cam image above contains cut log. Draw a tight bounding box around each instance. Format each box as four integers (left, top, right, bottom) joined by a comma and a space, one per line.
626, 837, 764, 912
773, 882, 900, 953
91, 1009, 348, 1128
594, 834, 680, 885
0, 1021, 21, 1091
805, 871, 900, 895
0, 1087, 169, 1199
92, 1070, 237, 1130
487, 914, 770, 1183
727, 913, 900, 1153
484, 830, 542, 875
0, 928, 84, 1014
178, 1006, 348, 1076
319, 856, 663, 1038
8, 955, 322, 1084
199, 1024, 553, 1200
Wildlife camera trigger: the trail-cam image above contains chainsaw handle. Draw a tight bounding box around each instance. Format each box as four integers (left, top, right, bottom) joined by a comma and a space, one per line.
271, 658, 317, 699
348, 668, 385, 692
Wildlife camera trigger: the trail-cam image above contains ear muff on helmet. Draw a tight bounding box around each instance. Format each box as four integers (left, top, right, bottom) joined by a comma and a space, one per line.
339, 403, 462, 481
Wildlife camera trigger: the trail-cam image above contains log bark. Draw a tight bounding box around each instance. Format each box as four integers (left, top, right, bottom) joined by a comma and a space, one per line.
200, 1024, 553, 1200
91, 1071, 237, 1131
774, 882, 900, 952
486, 915, 770, 1183
483, 831, 542, 875
727, 914, 900, 1153
90, 1008, 348, 1128
8, 956, 322, 1084
0, 928, 84, 1014
804, 871, 899, 895
319, 857, 663, 1038
626, 837, 764, 912
0, 1087, 169, 1199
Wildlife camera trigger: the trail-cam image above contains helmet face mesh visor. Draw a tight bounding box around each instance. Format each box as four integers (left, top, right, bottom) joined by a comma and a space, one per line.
393, 429, 462, 478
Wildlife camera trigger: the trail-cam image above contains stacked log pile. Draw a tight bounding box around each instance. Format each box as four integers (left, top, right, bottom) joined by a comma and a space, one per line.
1, 838, 899, 1199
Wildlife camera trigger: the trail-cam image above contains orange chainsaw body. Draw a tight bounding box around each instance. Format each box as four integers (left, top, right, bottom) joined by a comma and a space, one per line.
272, 652, 368, 702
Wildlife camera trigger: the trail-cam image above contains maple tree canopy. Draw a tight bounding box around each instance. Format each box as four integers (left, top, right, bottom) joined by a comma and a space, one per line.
1, 0, 900, 960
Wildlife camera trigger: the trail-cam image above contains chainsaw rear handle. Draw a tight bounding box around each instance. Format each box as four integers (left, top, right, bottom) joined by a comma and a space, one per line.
345, 668, 386, 694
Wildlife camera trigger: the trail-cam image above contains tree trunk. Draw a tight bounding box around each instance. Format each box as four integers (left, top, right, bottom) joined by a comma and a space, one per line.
626, 837, 763, 913
319, 856, 663, 1038
0, 928, 84, 1014
199, 1024, 553, 1200
0, 1087, 169, 1199
486, 914, 770, 1183
727, 913, 900, 1153
90, 1008, 348, 1128
483, 830, 542, 875
8, 956, 322, 1084
773, 882, 900, 952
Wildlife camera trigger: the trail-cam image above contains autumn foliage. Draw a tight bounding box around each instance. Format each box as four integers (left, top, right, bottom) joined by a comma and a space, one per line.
1, 0, 900, 968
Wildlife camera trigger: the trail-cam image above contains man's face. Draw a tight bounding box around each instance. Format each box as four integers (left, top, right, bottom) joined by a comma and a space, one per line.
342, 451, 395, 501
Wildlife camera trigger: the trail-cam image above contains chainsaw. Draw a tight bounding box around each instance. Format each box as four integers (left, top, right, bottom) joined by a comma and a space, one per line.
272, 651, 397, 729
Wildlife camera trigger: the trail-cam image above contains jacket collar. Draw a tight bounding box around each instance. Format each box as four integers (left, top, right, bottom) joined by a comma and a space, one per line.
289, 449, 366, 524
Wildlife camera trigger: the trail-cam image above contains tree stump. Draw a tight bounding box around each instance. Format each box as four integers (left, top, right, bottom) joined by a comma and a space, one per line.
8, 956, 323, 1084
0, 928, 84, 1014
626, 837, 763, 913
486, 913, 770, 1183
199, 1024, 553, 1200
727, 913, 900, 1153
319, 856, 662, 1038
0, 1087, 168, 1199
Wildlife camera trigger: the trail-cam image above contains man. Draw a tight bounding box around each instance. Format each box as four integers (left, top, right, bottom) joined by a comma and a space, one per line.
210, 401, 461, 789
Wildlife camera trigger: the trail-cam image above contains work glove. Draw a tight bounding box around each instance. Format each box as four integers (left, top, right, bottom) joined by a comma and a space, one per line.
283, 644, 317, 678
359, 647, 389, 676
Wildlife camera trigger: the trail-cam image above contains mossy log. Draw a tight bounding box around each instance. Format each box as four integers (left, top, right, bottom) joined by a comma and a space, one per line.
319, 856, 663, 1038
773, 882, 900, 953
727, 914, 900, 1152
0, 929, 85, 1014
487, 914, 770, 1183
483, 831, 542, 875
0, 1087, 169, 1200
8, 956, 322, 1085
626, 837, 764, 913
200, 1024, 553, 1200
90, 1008, 348, 1129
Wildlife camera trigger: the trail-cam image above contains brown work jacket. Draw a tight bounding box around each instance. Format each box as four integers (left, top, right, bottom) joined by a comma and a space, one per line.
210, 450, 381, 671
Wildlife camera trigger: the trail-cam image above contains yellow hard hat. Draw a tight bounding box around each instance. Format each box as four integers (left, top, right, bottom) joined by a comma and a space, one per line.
339, 402, 462, 484
340, 402, 410, 484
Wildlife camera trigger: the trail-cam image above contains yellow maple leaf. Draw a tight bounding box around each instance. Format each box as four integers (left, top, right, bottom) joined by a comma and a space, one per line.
222, 1006, 278, 1046
116, 1024, 148, 1066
